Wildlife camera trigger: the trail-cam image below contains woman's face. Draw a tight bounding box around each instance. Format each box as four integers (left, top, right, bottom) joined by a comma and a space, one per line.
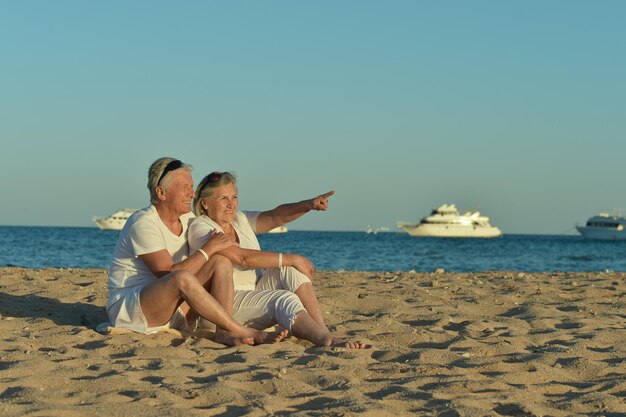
202, 182, 238, 225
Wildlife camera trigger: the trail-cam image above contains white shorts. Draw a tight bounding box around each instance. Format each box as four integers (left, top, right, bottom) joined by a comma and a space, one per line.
106, 286, 188, 334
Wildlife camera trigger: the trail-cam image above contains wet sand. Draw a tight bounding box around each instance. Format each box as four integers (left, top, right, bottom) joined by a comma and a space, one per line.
0, 267, 625, 416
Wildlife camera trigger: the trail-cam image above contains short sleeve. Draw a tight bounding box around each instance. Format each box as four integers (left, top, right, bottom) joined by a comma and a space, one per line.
243, 211, 261, 234
188, 218, 217, 252
128, 216, 166, 257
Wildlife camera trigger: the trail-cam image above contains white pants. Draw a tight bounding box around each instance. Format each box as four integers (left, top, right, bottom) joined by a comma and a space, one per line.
255, 266, 311, 293
234, 289, 304, 331
199, 266, 312, 332
198, 289, 304, 332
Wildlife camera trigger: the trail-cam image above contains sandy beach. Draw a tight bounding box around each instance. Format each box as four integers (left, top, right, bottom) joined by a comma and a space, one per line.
1, 267, 625, 416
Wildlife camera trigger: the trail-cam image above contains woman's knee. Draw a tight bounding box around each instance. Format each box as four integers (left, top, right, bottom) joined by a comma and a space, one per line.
273, 290, 304, 313
282, 267, 312, 291
271, 291, 305, 331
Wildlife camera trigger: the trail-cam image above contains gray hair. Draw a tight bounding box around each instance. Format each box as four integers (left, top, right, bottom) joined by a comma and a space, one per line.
193, 171, 237, 216
147, 157, 193, 204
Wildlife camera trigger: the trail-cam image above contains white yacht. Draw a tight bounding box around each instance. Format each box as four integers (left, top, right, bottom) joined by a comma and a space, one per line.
576, 212, 626, 240
366, 225, 391, 234
92, 208, 138, 231
398, 203, 501, 238
267, 226, 288, 234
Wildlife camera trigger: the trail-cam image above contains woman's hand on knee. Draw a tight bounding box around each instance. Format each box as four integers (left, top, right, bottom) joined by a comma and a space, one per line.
288, 254, 315, 280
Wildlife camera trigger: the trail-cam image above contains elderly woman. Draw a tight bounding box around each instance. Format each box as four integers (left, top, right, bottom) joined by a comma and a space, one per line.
188, 171, 366, 348
106, 158, 285, 346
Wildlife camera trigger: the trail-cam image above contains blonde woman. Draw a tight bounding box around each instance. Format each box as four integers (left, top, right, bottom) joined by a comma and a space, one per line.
188, 171, 366, 349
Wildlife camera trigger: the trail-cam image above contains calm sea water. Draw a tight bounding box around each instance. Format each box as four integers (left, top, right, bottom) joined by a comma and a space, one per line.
0, 226, 625, 272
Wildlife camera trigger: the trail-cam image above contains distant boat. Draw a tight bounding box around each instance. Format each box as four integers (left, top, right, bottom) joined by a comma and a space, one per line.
576, 211, 626, 240
92, 208, 137, 231
366, 225, 390, 234
268, 226, 288, 234
398, 203, 501, 238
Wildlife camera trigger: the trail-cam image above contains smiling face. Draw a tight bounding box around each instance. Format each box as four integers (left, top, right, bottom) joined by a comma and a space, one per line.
201, 182, 238, 226
162, 169, 196, 216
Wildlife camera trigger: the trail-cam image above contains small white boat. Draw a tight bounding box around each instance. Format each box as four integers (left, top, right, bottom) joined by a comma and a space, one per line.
92, 208, 138, 231
398, 203, 501, 238
366, 226, 390, 234
576, 212, 626, 240
268, 226, 288, 234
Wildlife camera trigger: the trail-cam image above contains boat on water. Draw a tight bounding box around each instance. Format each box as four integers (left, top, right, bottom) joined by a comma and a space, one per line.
268, 226, 288, 234
92, 208, 138, 231
576, 212, 626, 240
366, 225, 390, 234
397, 203, 501, 238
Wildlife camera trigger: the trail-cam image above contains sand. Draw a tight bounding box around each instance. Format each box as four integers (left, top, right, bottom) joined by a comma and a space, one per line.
0, 267, 625, 416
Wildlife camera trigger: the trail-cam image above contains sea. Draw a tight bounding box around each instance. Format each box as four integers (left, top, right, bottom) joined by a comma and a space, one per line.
1, 226, 625, 273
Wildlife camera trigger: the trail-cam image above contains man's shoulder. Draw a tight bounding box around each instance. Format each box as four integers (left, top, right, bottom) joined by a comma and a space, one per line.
129, 206, 155, 221
124, 206, 160, 231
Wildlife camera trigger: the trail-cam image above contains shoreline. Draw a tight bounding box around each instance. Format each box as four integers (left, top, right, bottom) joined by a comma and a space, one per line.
1, 267, 625, 416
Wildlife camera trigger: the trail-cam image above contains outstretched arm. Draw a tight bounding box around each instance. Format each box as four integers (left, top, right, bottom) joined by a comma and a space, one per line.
187, 218, 315, 279
255, 191, 335, 234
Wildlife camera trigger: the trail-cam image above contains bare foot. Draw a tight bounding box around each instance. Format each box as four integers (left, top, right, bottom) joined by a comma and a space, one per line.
322, 335, 368, 349
248, 328, 289, 345
274, 328, 289, 342
213, 329, 254, 346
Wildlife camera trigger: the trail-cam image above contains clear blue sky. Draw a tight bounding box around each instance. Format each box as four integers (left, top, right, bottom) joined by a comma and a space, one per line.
1, 1, 624, 234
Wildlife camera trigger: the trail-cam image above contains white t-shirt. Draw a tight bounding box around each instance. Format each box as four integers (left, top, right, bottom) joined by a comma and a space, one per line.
107, 205, 195, 309
187, 211, 261, 291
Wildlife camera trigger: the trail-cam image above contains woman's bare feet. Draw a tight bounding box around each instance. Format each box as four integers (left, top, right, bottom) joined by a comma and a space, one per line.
321, 335, 368, 349
249, 328, 289, 345
291, 310, 369, 349
213, 327, 288, 346
213, 329, 254, 346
